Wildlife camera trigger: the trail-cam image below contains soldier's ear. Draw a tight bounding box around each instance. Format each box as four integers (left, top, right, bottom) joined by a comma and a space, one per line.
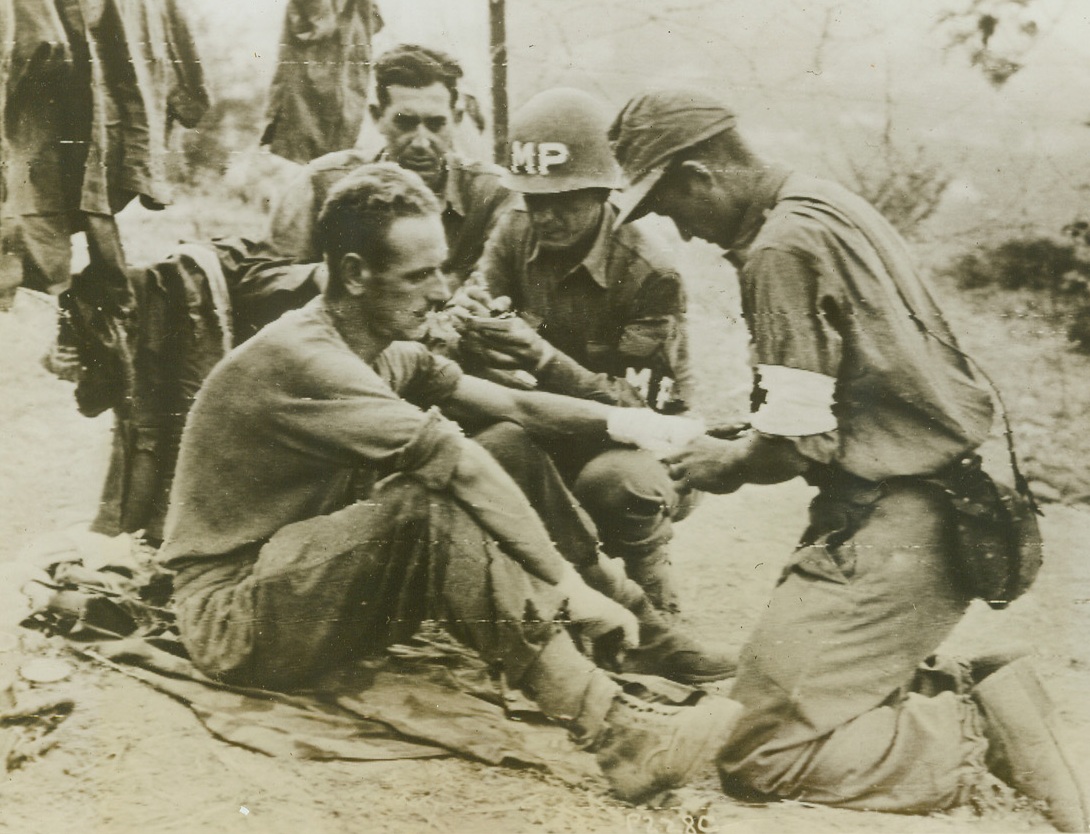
369, 102, 384, 123
678, 160, 714, 183
338, 253, 370, 297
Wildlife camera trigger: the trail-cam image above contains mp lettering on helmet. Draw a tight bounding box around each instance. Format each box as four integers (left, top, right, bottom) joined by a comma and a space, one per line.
509, 141, 571, 175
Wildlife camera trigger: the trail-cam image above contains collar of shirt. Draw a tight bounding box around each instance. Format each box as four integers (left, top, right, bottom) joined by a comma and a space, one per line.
442, 156, 469, 219
723, 165, 791, 268
527, 202, 614, 289
373, 150, 465, 219
312, 295, 341, 339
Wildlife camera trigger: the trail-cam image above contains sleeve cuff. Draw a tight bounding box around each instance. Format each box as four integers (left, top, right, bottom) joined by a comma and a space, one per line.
393, 408, 465, 490
751, 364, 838, 436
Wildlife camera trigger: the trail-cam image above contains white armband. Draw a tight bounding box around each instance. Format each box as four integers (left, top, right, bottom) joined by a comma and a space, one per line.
751, 364, 838, 436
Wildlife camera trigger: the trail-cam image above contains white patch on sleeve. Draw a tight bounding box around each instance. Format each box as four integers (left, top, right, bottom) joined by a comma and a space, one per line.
751, 364, 838, 436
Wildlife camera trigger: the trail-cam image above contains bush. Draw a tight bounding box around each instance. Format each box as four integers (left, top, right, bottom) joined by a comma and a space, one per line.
167, 95, 268, 191
943, 238, 1082, 292
940, 232, 1090, 351
829, 126, 954, 239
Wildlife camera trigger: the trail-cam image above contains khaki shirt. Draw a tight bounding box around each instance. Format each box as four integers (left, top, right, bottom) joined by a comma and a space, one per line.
480, 202, 692, 412
733, 171, 994, 481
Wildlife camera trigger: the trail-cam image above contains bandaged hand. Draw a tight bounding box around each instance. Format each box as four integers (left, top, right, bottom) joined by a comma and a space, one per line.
555, 564, 640, 650
606, 408, 706, 459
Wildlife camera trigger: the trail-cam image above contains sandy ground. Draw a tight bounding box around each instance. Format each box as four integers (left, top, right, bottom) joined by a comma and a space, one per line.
1, 267, 1089, 834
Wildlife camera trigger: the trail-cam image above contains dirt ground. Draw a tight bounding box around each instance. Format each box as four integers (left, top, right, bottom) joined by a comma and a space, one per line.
1, 205, 1089, 834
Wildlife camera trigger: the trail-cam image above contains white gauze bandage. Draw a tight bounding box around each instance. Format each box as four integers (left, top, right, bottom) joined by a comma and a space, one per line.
606, 409, 706, 459
750, 364, 838, 436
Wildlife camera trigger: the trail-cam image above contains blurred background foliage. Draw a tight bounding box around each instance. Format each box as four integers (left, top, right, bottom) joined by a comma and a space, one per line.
175, 0, 1090, 236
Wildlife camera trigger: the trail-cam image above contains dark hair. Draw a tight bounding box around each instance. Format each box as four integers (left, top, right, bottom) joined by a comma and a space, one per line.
373, 44, 463, 111
317, 163, 441, 292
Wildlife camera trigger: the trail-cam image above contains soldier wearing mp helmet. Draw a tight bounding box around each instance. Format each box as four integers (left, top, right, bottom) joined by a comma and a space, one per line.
468, 88, 706, 628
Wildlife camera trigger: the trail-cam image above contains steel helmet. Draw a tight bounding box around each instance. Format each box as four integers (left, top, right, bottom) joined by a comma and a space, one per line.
502, 87, 622, 193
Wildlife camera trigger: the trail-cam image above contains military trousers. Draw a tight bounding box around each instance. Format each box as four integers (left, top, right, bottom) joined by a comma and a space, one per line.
719, 477, 990, 811
171, 475, 597, 705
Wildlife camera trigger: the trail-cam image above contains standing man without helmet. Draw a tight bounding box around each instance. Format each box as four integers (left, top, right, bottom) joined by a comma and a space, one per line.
233, 44, 515, 341
608, 89, 1088, 831
467, 88, 700, 621
160, 162, 743, 804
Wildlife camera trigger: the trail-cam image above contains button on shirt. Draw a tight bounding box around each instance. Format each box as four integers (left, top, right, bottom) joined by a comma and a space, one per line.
731, 170, 994, 481
480, 202, 692, 412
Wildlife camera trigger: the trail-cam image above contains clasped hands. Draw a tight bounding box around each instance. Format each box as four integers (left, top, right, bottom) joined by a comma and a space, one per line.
445, 285, 550, 372
606, 409, 750, 494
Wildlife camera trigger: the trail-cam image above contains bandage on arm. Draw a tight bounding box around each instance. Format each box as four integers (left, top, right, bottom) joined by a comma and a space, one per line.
750, 364, 837, 436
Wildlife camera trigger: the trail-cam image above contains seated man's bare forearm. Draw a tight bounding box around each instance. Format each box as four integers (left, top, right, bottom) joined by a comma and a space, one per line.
445, 374, 613, 445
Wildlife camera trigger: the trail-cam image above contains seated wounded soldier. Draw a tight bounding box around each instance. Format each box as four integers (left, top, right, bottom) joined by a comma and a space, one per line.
158, 163, 741, 802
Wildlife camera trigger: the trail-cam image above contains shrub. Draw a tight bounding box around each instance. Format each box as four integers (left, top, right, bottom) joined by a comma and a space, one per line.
167, 95, 267, 191
941, 231, 1090, 351
943, 238, 1081, 292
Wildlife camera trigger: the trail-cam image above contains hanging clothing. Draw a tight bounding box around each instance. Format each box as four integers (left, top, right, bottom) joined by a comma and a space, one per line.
1, 0, 210, 293
260, 0, 383, 164
93, 244, 234, 542
3, 0, 210, 218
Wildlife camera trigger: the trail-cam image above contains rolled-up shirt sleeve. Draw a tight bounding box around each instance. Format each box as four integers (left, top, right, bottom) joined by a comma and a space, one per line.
390, 407, 465, 490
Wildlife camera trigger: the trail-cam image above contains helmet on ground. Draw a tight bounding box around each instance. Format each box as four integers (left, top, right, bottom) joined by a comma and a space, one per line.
502, 87, 622, 194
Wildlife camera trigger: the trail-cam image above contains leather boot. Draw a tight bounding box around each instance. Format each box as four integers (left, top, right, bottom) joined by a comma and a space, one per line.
971, 658, 1088, 832
593, 690, 742, 803
581, 554, 736, 684
622, 606, 737, 684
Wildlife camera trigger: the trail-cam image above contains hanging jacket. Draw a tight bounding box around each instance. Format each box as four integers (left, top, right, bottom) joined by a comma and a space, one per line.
93, 243, 233, 542
260, 0, 383, 164
2, 0, 210, 216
